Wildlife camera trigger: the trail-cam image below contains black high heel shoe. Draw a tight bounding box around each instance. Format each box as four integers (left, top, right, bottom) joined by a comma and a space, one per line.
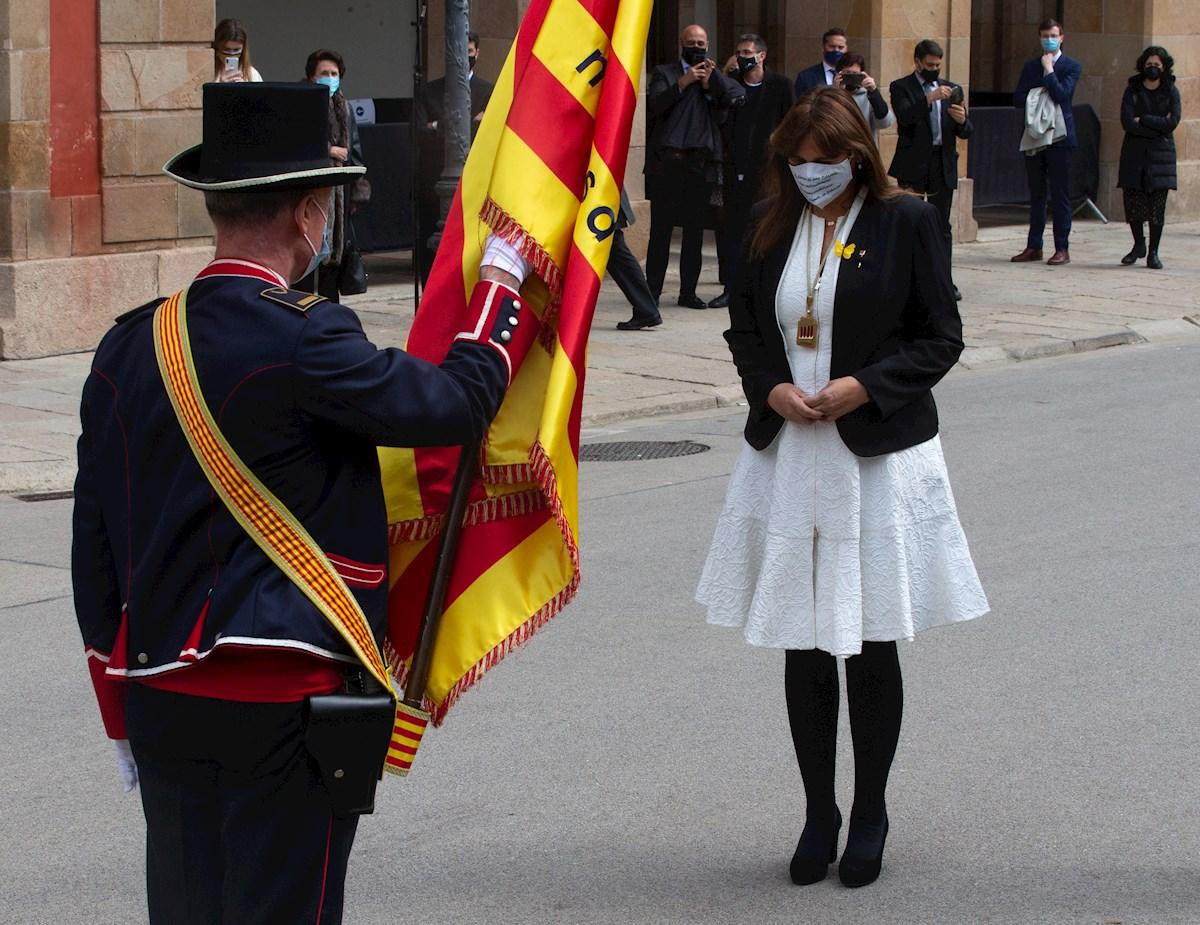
789, 807, 842, 885
1121, 243, 1146, 265
838, 810, 889, 888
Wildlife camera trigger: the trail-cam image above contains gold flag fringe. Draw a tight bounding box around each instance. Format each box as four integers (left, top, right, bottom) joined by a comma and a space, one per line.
387, 439, 580, 726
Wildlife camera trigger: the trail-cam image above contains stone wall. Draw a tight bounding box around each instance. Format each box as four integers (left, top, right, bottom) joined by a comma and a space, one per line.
0, 0, 214, 358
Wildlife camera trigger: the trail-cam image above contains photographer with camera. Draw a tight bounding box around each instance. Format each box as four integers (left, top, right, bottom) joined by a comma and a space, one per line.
833, 52, 892, 146
643, 24, 744, 310
887, 39, 972, 301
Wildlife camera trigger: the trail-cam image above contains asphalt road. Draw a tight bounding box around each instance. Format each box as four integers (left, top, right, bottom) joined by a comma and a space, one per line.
1, 340, 1198, 924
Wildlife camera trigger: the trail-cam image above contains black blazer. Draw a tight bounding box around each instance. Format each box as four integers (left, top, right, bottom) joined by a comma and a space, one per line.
645, 62, 744, 180
794, 62, 831, 97
725, 194, 964, 457
888, 73, 973, 190
723, 69, 794, 192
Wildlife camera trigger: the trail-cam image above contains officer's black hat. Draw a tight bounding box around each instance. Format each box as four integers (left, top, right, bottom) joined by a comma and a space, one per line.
163, 82, 365, 191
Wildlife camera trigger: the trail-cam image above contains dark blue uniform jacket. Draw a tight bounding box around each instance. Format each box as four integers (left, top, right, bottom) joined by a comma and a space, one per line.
73, 272, 513, 685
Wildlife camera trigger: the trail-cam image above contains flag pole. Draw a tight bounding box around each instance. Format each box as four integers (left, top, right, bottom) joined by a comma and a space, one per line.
402, 439, 479, 710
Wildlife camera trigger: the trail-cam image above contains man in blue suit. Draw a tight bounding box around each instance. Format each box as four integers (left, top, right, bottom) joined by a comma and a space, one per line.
1011, 18, 1082, 266
794, 27, 847, 98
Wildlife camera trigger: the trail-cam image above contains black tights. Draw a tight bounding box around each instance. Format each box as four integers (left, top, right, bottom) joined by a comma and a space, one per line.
785, 642, 903, 824
1129, 222, 1164, 253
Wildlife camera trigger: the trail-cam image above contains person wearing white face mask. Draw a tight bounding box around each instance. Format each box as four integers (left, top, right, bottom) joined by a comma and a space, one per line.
696, 87, 987, 890
73, 82, 539, 924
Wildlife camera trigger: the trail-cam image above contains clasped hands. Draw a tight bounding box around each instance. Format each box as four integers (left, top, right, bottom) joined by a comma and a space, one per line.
768, 378, 868, 424
680, 59, 715, 89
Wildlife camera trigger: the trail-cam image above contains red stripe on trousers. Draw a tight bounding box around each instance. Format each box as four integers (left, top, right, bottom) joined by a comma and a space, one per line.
314, 815, 332, 924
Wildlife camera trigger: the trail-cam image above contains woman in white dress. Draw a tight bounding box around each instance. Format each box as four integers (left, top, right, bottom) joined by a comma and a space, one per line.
696, 87, 988, 888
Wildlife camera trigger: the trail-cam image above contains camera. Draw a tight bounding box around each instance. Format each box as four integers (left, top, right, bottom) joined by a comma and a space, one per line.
841, 72, 865, 91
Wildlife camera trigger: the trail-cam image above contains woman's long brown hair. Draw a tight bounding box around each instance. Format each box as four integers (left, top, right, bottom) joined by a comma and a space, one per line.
750, 87, 900, 259
213, 18, 254, 82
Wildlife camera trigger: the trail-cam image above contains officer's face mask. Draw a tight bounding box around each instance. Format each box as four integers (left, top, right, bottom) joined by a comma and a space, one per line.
298, 197, 331, 282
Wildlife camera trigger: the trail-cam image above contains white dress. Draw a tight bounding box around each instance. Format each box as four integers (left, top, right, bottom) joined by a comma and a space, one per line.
696, 190, 989, 655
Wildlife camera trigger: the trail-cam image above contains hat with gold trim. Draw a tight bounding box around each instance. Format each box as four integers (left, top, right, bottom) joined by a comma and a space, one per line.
163, 82, 365, 191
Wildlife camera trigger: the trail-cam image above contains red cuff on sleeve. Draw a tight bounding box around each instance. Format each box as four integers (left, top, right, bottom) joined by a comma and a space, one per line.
455, 280, 541, 385
86, 650, 128, 740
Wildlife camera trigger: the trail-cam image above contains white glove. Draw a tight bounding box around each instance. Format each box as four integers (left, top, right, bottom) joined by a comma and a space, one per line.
480, 234, 532, 287
113, 739, 139, 794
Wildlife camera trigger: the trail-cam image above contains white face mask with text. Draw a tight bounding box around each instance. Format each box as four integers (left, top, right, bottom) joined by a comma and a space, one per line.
789, 159, 854, 208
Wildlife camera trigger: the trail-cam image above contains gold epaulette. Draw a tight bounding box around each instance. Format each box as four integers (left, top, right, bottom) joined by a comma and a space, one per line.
260, 287, 327, 313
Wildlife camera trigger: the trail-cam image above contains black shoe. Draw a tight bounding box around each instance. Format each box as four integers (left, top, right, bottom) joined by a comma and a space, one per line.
616, 316, 662, 331
707, 291, 729, 309
676, 294, 706, 310
790, 807, 842, 886
1146, 252, 1163, 270
952, 285, 962, 301
838, 811, 889, 888
1122, 244, 1146, 265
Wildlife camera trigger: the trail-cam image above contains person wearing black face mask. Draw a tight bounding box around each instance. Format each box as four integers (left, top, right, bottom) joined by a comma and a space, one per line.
794, 28, 848, 97
1117, 46, 1181, 269
887, 39, 972, 301
644, 24, 745, 310
711, 33, 793, 308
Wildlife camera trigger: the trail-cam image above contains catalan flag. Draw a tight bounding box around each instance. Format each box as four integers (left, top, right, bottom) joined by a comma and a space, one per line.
377, 0, 653, 760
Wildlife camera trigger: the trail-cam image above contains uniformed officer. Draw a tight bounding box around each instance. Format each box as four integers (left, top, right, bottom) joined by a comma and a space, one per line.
71, 82, 538, 924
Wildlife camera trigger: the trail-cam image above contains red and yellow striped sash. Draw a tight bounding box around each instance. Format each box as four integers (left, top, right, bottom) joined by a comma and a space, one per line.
153, 288, 425, 775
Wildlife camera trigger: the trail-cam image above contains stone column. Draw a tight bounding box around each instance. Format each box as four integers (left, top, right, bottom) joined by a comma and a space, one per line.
1062, 0, 1154, 222
1147, 0, 1200, 220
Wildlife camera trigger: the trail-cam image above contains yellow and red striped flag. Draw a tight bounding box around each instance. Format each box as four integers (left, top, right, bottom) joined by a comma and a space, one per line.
378, 0, 652, 759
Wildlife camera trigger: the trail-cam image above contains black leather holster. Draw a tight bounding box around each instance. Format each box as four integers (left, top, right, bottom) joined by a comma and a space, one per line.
304, 672, 394, 817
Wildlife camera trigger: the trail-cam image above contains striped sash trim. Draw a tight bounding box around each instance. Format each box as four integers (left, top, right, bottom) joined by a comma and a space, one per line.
153, 287, 399, 709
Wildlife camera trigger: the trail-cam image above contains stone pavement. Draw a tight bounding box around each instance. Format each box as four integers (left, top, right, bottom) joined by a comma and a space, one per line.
1, 218, 1196, 495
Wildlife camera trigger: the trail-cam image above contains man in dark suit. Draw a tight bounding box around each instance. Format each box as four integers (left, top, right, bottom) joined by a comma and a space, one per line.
415, 31, 495, 283
644, 24, 744, 310
73, 82, 538, 924
711, 32, 792, 308
611, 190, 662, 330
888, 38, 973, 301
1012, 18, 1082, 265
793, 27, 847, 98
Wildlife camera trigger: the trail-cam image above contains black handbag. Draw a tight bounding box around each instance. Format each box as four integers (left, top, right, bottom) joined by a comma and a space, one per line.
305, 672, 395, 817
338, 245, 368, 295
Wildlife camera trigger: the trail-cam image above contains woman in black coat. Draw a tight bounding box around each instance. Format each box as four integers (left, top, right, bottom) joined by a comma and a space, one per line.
695, 88, 987, 889
1118, 46, 1181, 269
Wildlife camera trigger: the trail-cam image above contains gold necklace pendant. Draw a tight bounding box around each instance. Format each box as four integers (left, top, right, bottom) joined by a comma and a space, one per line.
796, 299, 818, 348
